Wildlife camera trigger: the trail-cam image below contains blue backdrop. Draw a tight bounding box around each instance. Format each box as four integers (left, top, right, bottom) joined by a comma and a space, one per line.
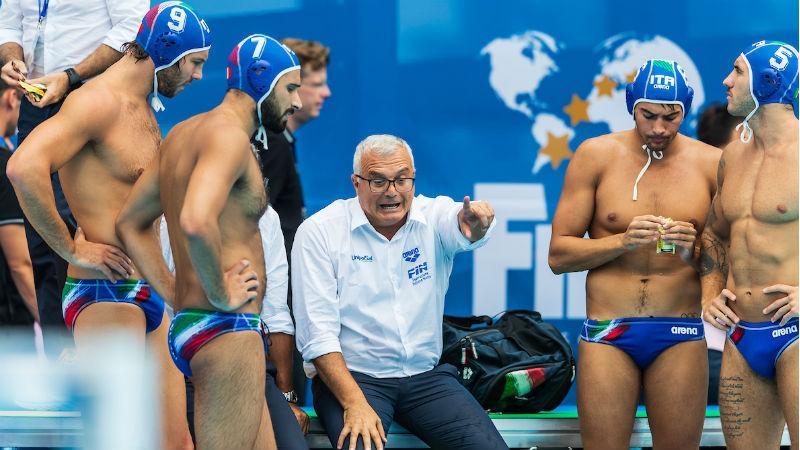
91, 0, 800, 405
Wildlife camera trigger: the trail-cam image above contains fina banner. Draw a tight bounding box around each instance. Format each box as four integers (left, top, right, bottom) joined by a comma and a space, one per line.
168, 0, 798, 403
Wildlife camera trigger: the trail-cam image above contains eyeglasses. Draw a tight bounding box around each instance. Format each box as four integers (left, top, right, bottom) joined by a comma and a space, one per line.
355, 175, 416, 193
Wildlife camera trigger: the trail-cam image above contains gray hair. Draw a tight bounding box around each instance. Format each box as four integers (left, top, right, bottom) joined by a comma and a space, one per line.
352, 134, 415, 175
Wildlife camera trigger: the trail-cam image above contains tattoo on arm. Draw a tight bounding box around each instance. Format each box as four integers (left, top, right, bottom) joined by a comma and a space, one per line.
699, 230, 728, 278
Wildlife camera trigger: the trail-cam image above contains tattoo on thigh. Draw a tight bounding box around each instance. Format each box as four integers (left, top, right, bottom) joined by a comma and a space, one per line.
719, 375, 751, 439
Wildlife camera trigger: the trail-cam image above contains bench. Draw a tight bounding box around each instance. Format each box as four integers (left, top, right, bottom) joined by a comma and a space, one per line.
0, 407, 791, 448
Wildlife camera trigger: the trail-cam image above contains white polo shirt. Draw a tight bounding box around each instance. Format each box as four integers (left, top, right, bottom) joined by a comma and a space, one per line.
292, 195, 494, 378
0, 0, 148, 78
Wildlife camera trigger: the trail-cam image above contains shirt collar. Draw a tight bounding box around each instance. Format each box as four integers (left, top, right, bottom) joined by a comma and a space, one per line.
348, 196, 427, 233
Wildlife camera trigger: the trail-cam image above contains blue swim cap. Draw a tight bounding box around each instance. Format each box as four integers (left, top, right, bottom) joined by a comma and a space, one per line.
736, 40, 799, 143
227, 34, 300, 146
136, 1, 212, 112
626, 59, 694, 117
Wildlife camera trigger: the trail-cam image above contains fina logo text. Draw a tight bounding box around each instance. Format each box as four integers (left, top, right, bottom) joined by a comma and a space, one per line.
671, 326, 699, 335
650, 74, 675, 90
772, 324, 798, 338
352, 254, 374, 262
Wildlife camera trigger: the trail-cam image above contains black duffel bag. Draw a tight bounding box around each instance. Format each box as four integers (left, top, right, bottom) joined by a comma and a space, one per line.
440, 309, 575, 413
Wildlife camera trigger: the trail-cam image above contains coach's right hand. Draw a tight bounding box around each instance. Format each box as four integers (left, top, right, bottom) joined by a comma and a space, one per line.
221, 259, 259, 311
621, 215, 662, 251
339, 400, 386, 450
1, 59, 27, 88
71, 227, 134, 282
703, 288, 740, 330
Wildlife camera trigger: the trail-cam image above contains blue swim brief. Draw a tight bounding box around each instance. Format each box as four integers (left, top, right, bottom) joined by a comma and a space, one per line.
580, 317, 705, 368
61, 277, 165, 333
728, 317, 798, 379
168, 308, 267, 377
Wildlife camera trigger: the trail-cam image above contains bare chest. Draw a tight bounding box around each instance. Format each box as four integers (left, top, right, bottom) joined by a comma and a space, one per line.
595, 163, 712, 234
231, 152, 268, 221
722, 152, 798, 223
91, 106, 161, 183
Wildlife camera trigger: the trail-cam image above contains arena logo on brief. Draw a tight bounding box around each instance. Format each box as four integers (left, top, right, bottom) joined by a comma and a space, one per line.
670, 326, 699, 335
402, 247, 421, 262
773, 324, 798, 338
351, 254, 374, 262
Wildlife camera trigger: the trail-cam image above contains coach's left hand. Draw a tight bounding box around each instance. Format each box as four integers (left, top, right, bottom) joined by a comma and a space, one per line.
763, 284, 798, 326
459, 196, 494, 242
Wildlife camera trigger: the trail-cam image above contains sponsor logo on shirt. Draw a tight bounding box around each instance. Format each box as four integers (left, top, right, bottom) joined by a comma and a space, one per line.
670, 326, 699, 336
773, 324, 798, 338
402, 247, 421, 262
407, 261, 431, 286
352, 254, 374, 262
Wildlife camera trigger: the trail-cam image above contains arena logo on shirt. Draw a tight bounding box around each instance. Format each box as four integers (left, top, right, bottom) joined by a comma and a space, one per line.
352, 254, 374, 262
402, 247, 421, 262
407, 261, 431, 285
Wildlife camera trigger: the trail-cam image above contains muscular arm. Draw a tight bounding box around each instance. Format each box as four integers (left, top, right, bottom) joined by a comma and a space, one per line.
0, 224, 38, 322
700, 156, 731, 311
179, 131, 251, 310
116, 160, 174, 303
549, 141, 630, 274
7, 92, 104, 262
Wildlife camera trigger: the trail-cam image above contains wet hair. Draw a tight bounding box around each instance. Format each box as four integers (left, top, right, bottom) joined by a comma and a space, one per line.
697, 103, 739, 148
280, 38, 330, 72
121, 41, 150, 62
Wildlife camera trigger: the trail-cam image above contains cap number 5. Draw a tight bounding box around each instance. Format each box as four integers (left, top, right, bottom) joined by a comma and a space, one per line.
770, 47, 793, 71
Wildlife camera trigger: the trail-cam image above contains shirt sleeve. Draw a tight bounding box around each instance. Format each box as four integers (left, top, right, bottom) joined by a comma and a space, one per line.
0, 153, 23, 226
291, 218, 342, 363
433, 196, 496, 257
0, 0, 23, 47
102, 0, 149, 52
259, 207, 293, 335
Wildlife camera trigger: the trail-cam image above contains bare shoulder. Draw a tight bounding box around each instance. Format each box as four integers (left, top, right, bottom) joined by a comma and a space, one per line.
683, 136, 722, 165
193, 115, 252, 159
570, 132, 627, 172
60, 82, 121, 124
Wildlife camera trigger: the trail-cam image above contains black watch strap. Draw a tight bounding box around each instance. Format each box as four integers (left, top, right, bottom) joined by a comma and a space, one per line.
64, 67, 81, 89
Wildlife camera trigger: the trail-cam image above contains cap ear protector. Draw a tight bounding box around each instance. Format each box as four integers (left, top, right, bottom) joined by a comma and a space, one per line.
754, 67, 782, 99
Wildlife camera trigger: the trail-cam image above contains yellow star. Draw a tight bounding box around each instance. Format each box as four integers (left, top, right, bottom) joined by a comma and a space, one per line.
594, 75, 618, 97
540, 132, 573, 169
563, 94, 590, 126
626, 69, 638, 84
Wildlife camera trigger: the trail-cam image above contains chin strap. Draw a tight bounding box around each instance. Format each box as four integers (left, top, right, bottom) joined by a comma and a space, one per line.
735, 105, 759, 143
151, 74, 165, 112
254, 126, 267, 148
632, 144, 662, 201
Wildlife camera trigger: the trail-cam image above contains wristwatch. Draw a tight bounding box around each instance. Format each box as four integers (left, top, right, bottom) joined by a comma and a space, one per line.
63, 67, 81, 90
283, 390, 298, 404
